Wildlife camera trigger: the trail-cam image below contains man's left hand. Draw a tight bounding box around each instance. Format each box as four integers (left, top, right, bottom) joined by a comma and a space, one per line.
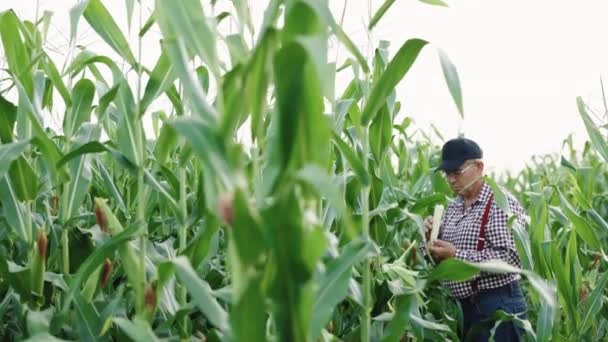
428, 239, 456, 262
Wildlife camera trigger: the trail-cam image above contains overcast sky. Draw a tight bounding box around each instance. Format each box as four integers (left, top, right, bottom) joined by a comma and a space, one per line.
2, 0, 607, 174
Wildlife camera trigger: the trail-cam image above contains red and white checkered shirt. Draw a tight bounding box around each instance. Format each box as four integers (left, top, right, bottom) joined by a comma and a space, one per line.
423, 181, 526, 299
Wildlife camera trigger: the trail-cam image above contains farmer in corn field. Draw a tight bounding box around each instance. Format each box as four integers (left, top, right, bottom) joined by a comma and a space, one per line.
422, 137, 528, 341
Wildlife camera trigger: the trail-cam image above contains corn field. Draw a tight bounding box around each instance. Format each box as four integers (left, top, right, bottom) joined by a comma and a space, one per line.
0, 0, 607, 341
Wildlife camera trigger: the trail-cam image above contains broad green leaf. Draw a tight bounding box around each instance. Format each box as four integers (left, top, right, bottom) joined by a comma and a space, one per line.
438, 50, 463, 118
83, 0, 137, 66
230, 187, 266, 264
155, 0, 219, 75
580, 271, 608, 333
41, 55, 72, 107
8, 156, 38, 201
63, 124, 100, 220
231, 279, 265, 342
113, 317, 160, 342
332, 132, 370, 186
157, 38, 218, 125
361, 39, 427, 125
22, 333, 68, 342
96, 160, 128, 215
172, 257, 230, 331
0, 140, 30, 178
62, 222, 144, 312
141, 51, 176, 115
0, 177, 29, 242
57, 141, 108, 169
310, 239, 375, 340
0, 95, 17, 143
428, 258, 479, 282
558, 190, 601, 249
0, 10, 33, 94
577, 97, 608, 163
273, 41, 330, 173
484, 176, 509, 213
73, 292, 108, 342
169, 116, 232, 190
115, 81, 144, 165
64, 78, 95, 140
15, 79, 68, 183
246, 28, 277, 142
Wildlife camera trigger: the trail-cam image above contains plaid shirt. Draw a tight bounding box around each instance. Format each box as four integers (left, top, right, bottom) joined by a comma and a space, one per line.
422, 181, 526, 299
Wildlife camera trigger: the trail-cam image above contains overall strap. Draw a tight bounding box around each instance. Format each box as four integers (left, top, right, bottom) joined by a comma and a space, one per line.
471, 193, 495, 294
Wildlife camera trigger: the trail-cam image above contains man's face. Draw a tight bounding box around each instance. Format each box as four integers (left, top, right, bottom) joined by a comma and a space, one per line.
444, 160, 483, 196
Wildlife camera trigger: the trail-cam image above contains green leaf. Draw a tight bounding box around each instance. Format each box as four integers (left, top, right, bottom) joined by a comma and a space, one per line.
303, 0, 370, 74
577, 97, 608, 163
22, 333, 68, 342
115, 81, 144, 166
157, 38, 218, 125
62, 222, 144, 312
0, 140, 30, 179
96, 160, 128, 215
172, 257, 230, 331
419, 0, 449, 7
438, 49, 463, 118
57, 141, 108, 169
42, 55, 72, 107
0, 95, 17, 143
246, 29, 277, 142
0, 10, 33, 94
361, 39, 427, 125
230, 187, 266, 264
484, 176, 509, 213
580, 271, 608, 332
231, 279, 266, 342
27, 308, 53, 336
0, 177, 29, 242
428, 258, 479, 282
64, 79, 95, 140
69, 2, 88, 45
169, 116, 232, 190
63, 124, 100, 221
331, 132, 370, 186
273, 41, 330, 173
113, 317, 160, 342
83, 0, 137, 66
9, 156, 38, 201
310, 239, 375, 340
155, 0, 219, 75
73, 292, 108, 342
368, 0, 397, 30
558, 190, 601, 249
141, 51, 176, 115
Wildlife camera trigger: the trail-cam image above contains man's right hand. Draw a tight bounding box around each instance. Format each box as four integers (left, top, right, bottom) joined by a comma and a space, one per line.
423, 216, 433, 241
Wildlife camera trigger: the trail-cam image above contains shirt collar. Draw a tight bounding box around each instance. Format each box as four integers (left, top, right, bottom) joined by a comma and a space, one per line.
455, 181, 491, 207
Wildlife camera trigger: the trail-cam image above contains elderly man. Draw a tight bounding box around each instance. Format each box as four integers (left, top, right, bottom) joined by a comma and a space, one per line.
422, 137, 528, 341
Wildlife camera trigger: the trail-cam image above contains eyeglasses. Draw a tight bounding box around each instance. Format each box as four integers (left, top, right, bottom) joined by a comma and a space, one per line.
443, 163, 474, 177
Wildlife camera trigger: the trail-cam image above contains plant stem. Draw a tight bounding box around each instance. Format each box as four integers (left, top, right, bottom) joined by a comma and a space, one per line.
178, 167, 188, 336
361, 126, 371, 342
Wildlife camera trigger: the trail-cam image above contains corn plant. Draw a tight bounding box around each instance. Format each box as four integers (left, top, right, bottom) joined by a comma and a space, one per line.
0, 0, 606, 341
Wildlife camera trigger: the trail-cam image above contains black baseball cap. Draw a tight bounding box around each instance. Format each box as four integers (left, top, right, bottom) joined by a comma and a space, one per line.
436, 138, 483, 172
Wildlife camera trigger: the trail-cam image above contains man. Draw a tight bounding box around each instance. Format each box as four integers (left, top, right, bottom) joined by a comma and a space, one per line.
422, 137, 528, 341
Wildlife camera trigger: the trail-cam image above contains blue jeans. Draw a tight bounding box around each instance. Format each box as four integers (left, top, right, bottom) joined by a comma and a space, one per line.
458, 281, 528, 341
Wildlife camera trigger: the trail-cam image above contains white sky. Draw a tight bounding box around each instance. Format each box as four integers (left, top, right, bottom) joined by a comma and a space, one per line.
2, 0, 607, 174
